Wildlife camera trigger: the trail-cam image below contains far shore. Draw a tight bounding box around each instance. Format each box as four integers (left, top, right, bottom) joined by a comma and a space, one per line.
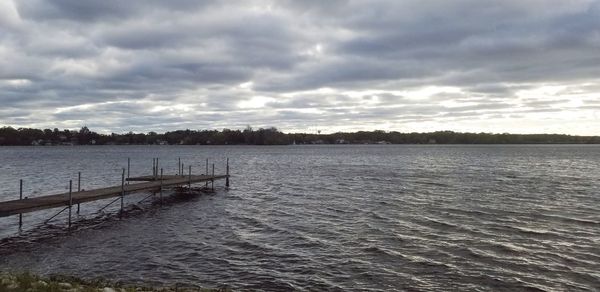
1, 126, 599, 146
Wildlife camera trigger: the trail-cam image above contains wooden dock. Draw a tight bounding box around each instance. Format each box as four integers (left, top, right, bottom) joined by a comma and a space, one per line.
0, 175, 228, 218
0, 157, 230, 230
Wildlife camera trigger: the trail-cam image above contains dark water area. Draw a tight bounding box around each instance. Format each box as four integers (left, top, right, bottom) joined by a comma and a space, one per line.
0, 145, 599, 291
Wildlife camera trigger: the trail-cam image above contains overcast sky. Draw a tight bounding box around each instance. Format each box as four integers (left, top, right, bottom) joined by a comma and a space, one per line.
1, 0, 599, 134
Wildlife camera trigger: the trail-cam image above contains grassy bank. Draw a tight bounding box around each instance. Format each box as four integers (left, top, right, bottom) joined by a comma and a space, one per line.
0, 272, 229, 292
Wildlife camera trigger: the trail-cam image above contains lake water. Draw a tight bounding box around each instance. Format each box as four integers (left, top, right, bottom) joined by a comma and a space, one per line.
0, 145, 599, 291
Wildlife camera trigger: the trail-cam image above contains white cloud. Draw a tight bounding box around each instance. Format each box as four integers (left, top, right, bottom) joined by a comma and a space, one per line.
0, 0, 21, 28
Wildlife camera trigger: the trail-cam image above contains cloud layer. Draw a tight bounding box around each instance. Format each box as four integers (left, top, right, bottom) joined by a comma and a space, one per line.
1, 0, 599, 134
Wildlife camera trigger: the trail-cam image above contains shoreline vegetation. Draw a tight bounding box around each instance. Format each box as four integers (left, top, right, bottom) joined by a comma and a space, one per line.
0, 272, 228, 292
1, 126, 599, 146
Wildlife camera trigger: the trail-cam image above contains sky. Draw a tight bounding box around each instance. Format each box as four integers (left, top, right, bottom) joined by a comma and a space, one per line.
1, 0, 600, 135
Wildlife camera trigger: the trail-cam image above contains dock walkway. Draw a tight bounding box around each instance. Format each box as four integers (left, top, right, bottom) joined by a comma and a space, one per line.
0, 175, 228, 218
0, 157, 231, 232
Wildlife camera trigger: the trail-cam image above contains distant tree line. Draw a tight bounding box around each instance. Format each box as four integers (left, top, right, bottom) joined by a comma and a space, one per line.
0, 126, 599, 146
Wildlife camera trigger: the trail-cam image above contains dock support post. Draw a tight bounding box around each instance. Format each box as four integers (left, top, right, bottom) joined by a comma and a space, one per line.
120, 168, 125, 216
160, 168, 163, 205
152, 158, 155, 177
156, 158, 159, 180
212, 163, 215, 191
127, 158, 130, 184
19, 179, 23, 230
77, 172, 81, 215
226, 158, 230, 188
188, 165, 192, 189
205, 159, 209, 188
68, 180, 73, 229
178, 157, 181, 175
181, 163, 184, 177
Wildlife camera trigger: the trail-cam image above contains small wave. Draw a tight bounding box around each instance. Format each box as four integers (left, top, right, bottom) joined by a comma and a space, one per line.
324, 206, 353, 214
483, 241, 527, 256
536, 213, 600, 227
362, 245, 392, 256
507, 226, 566, 239
412, 216, 465, 233
222, 239, 274, 254
441, 207, 497, 218
368, 211, 391, 221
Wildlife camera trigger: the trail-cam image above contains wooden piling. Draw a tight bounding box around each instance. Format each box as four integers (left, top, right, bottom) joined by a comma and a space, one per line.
77, 172, 81, 215
205, 159, 209, 188
212, 163, 215, 191
120, 168, 125, 214
188, 165, 192, 189
181, 163, 184, 178
226, 158, 230, 188
19, 179, 23, 230
160, 168, 163, 204
178, 157, 181, 175
68, 180, 72, 229
127, 158, 130, 178
152, 158, 156, 178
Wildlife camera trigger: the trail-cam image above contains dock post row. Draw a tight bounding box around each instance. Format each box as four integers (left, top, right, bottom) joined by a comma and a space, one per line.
2, 157, 231, 232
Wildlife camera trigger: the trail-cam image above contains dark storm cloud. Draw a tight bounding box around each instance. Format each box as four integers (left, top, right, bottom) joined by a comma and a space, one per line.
1, 0, 599, 134
16, 0, 215, 22
311, 1, 600, 90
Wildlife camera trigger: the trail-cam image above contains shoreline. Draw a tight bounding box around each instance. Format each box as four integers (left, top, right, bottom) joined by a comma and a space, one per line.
0, 272, 229, 292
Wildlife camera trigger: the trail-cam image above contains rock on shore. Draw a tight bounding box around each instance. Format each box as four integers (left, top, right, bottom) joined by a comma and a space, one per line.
0, 272, 228, 292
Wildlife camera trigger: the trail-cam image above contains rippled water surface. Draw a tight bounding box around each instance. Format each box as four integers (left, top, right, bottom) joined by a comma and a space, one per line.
0, 145, 599, 291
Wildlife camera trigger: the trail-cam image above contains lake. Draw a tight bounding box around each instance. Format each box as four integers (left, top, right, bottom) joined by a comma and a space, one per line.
0, 145, 599, 291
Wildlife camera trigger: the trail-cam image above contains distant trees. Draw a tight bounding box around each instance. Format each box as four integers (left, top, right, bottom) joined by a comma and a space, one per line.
0, 127, 19, 145
243, 127, 288, 145
288, 130, 600, 145
77, 126, 93, 145
0, 126, 599, 146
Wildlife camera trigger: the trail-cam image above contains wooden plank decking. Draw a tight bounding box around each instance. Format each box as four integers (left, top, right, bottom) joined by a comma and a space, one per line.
0, 175, 228, 218
125, 175, 204, 182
